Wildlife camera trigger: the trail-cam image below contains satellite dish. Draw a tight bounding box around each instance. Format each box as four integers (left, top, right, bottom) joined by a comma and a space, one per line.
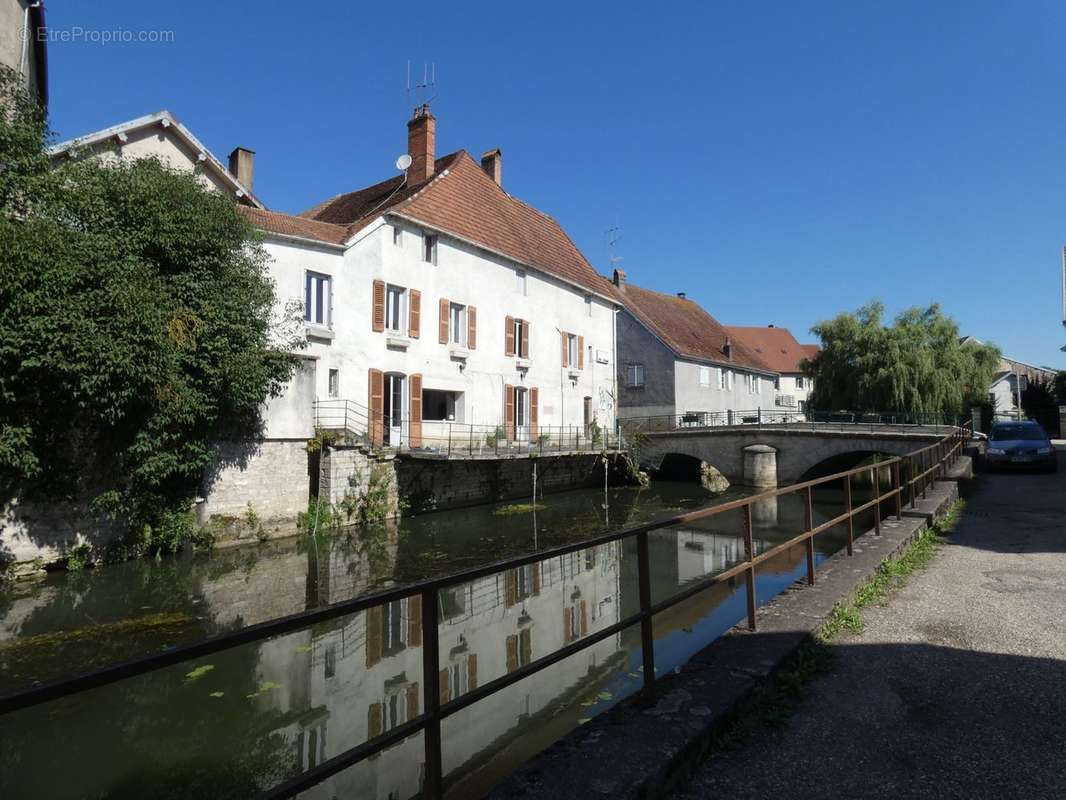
396, 153, 412, 171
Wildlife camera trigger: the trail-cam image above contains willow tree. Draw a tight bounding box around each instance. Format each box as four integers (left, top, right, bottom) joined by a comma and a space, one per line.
804, 301, 1000, 417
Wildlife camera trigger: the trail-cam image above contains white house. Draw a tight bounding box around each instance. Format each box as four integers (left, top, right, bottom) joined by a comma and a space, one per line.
0, 0, 47, 108
722, 325, 818, 414
611, 272, 783, 423
961, 336, 1059, 419
242, 104, 620, 450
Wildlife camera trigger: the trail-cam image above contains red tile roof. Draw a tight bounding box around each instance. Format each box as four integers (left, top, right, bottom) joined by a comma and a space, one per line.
299, 150, 619, 301
722, 326, 817, 374
617, 283, 773, 372
238, 206, 349, 246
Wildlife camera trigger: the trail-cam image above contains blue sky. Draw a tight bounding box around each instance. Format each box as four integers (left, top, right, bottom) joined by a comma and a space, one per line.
45, 1, 1066, 368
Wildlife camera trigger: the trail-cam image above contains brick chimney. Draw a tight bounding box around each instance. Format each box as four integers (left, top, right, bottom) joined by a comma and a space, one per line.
407, 104, 436, 184
481, 149, 502, 185
227, 147, 255, 192
612, 269, 627, 288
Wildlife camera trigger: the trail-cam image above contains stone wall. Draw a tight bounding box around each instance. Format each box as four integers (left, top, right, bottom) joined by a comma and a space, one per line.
317, 446, 401, 518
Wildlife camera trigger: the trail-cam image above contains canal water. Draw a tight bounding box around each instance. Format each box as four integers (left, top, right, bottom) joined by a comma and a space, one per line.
0, 478, 881, 799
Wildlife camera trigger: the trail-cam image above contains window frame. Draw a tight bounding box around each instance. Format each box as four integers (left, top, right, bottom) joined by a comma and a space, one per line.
567, 333, 578, 367
513, 318, 529, 358
698, 366, 711, 387
516, 269, 527, 296
328, 368, 339, 398
626, 363, 646, 388
449, 302, 467, 346
384, 283, 407, 333
393, 225, 403, 247
304, 271, 332, 328
423, 233, 437, 265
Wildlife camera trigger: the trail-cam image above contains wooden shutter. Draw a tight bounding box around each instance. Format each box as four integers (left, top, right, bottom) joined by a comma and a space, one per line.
530, 387, 539, 439
577, 336, 585, 369
467, 306, 477, 349
405, 683, 420, 722
407, 594, 422, 647
504, 568, 518, 607
409, 374, 423, 448
520, 629, 532, 664
366, 605, 383, 667
532, 562, 541, 595
467, 654, 478, 690
408, 289, 421, 338
368, 368, 384, 446
520, 320, 530, 359
438, 669, 450, 704
372, 280, 385, 332
561, 331, 569, 367
505, 316, 515, 356
580, 599, 588, 636
439, 298, 449, 344
504, 384, 515, 441
563, 607, 572, 644
506, 635, 518, 673
368, 702, 383, 739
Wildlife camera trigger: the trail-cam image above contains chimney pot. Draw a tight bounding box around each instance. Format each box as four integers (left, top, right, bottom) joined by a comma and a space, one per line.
227, 147, 255, 193
406, 104, 436, 184
481, 148, 502, 185
612, 269, 627, 288
677, 292, 686, 299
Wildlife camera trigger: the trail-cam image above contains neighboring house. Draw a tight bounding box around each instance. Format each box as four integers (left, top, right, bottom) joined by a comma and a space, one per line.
48, 110, 265, 209
961, 336, 1059, 418
243, 104, 620, 449
611, 272, 780, 421
0, 0, 47, 107
723, 325, 819, 413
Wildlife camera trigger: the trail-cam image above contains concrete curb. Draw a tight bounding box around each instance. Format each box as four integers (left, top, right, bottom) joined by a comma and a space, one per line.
489, 481, 961, 800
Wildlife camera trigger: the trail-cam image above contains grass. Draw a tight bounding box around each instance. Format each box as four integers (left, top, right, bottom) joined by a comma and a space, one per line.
492, 503, 546, 516
706, 498, 965, 756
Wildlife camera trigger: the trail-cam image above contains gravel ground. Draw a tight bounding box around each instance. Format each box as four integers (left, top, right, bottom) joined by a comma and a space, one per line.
672, 448, 1066, 800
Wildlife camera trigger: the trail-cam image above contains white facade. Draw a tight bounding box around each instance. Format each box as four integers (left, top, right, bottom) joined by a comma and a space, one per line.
262, 217, 618, 445
773, 373, 814, 413
673, 359, 780, 417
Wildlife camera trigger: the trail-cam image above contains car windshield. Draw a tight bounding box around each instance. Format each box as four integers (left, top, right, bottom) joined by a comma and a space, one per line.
990, 425, 1046, 441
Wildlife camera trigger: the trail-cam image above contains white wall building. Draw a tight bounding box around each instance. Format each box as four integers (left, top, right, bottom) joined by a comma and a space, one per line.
723, 325, 818, 414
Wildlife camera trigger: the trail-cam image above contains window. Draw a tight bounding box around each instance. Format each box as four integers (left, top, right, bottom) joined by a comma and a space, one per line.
567, 333, 578, 367
626, 364, 645, 388
328, 368, 339, 398
382, 599, 406, 656
324, 644, 336, 679
514, 318, 529, 358
717, 368, 726, 390
423, 389, 461, 422
796, 376, 806, 390
450, 303, 466, 346
516, 269, 527, 296
699, 366, 712, 387
423, 233, 437, 264
584, 295, 593, 317
304, 271, 331, 327
385, 284, 406, 332
745, 374, 759, 394
393, 225, 402, 247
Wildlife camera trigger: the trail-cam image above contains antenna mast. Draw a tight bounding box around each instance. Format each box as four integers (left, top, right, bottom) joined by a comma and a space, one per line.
406, 61, 437, 110
607, 225, 623, 271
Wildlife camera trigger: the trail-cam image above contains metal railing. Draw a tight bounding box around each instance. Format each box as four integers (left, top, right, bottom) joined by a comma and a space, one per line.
619, 408, 971, 435
0, 424, 972, 799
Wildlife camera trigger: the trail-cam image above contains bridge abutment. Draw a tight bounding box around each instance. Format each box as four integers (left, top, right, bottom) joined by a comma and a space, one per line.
743, 444, 778, 489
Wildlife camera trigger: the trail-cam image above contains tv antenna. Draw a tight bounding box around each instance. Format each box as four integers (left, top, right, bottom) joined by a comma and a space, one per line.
607, 225, 624, 270
407, 61, 437, 109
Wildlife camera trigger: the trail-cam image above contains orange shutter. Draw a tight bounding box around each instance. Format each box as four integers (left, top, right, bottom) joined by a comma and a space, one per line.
504, 384, 515, 441
368, 702, 383, 739
578, 336, 584, 369
532, 562, 541, 595
409, 374, 423, 448
520, 320, 530, 359
366, 605, 383, 667
561, 331, 569, 367
467, 306, 477, 349
504, 316, 515, 356
580, 599, 588, 636
504, 568, 517, 607
405, 683, 420, 722
372, 280, 385, 332
563, 607, 572, 644
530, 387, 539, 439
438, 669, 451, 704
520, 628, 532, 664
467, 654, 478, 690
408, 289, 421, 338
506, 635, 518, 673
439, 298, 449, 344
368, 368, 384, 446
407, 594, 422, 647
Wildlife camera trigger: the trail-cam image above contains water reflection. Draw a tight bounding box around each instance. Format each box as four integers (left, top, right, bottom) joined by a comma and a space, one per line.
0, 480, 877, 799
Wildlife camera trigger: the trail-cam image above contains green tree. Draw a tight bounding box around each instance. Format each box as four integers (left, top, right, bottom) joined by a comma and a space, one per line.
1053, 371, 1066, 404
0, 68, 299, 550
804, 301, 1000, 418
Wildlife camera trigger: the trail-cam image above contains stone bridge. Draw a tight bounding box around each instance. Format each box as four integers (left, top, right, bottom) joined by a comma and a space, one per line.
636, 424, 951, 487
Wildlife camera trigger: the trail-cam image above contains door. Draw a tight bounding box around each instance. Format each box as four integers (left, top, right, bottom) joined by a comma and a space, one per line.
384, 373, 406, 446
583, 396, 592, 432
514, 387, 528, 442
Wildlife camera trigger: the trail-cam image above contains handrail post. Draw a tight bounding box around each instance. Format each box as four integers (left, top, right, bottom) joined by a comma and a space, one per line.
893, 461, 902, 521
804, 486, 815, 585
843, 474, 854, 556
872, 463, 881, 536
922, 449, 928, 500
636, 531, 656, 693
743, 504, 756, 630
421, 588, 443, 799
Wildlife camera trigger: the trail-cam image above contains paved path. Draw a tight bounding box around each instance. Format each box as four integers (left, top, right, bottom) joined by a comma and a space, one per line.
672, 448, 1066, 800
